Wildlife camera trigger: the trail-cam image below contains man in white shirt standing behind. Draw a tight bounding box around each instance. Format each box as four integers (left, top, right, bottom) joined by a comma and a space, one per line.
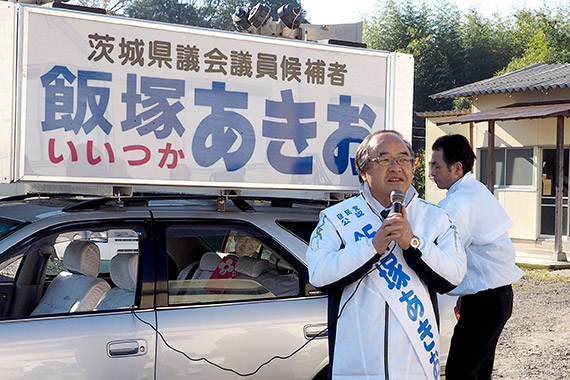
430, 134, 524, 380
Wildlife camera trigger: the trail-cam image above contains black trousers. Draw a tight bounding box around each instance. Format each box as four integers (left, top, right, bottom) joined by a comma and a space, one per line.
445, 284, 514, 380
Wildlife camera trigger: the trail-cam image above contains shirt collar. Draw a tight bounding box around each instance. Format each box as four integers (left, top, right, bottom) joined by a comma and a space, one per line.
448, 171, 474, 195
360, 182, 418, 215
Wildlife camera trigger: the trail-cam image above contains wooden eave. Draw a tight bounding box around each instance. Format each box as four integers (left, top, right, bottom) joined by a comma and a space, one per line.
435, 102, 570, 125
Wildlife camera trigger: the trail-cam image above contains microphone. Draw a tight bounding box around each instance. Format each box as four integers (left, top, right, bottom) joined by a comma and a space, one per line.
390, 190, 405, 214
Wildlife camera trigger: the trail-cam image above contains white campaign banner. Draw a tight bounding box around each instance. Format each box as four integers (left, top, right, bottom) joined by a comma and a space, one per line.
14, 4, 397, 191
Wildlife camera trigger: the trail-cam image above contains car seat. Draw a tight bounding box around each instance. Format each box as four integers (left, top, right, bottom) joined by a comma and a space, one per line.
189, 253, 271, 280
32, 241, 110, 315
234, 256, 271, 277
177, 260, 201, 280
189, 253, 298, 297
95, 253, 138, 310
235, 256, 298, 297
189, 252, 224, 279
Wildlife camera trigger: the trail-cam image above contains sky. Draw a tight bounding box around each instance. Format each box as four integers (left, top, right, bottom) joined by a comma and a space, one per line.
300, 0, 561, 25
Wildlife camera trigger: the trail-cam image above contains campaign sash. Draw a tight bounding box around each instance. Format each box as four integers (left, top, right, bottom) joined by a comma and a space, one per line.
324, 195, 441, 380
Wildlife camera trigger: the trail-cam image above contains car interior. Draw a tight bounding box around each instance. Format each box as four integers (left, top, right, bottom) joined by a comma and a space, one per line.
31, 240, 111, 315
165, 225, 300, 305
0, 222, 303, 319
0, 226, 141, 319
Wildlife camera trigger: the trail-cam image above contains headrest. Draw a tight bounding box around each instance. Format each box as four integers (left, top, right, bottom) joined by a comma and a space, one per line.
235, 256, 270, 277
199, 252, 223, 271
63, 241, 101, 277
110, 254, 138, 292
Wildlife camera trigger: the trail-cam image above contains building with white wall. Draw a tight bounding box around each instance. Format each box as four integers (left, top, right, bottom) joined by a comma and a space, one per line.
423, 63, 570, 261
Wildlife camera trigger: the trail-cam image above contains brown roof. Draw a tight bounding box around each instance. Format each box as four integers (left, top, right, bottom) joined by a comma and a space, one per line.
435, 102, 570, 125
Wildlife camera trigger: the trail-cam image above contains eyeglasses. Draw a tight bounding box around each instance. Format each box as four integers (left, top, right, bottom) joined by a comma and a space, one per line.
370, 156, 413, 167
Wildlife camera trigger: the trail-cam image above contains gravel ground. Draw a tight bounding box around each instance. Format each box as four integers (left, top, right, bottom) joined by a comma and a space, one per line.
492, 268, 570, 380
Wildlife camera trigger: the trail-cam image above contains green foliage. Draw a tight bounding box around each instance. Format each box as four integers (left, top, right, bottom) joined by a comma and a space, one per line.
124, 0, 214, 28
70, 0, 130, 14
452, 97, 472, 110
363, 1, 570, 149
122, 0, 251, 30
412, 148, 425, 199
459, 10, 516, 84
363, 0, 463, 149
497, 7, 570, 74
71, 0, 305, 31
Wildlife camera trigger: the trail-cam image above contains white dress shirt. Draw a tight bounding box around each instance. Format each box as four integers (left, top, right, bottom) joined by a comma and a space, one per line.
440, 172, 523, 296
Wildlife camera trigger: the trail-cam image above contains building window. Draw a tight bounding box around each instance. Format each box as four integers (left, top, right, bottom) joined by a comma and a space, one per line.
479, 148, 534, 186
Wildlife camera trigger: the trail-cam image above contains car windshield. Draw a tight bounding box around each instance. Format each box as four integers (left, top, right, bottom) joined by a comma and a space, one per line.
0, 218, 24, 240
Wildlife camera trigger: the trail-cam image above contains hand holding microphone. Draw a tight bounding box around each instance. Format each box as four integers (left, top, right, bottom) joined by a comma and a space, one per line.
389, 189, 405, 215
372, 189, 413, 252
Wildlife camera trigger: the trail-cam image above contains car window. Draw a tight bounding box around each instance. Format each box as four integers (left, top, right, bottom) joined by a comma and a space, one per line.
166, 223, 300, 306
0, 224, 146, 319
276, 220, 319, 244
0, 217, 24, 240
51, 229, 139, 276
0, 256, 23, 282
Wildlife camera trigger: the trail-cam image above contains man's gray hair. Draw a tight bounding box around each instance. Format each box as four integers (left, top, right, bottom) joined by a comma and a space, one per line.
355, 130, 414, 183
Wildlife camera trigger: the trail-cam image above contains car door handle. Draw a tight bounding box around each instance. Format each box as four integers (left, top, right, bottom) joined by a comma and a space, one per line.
304, 323, 328, 339
107, 339, 147, 357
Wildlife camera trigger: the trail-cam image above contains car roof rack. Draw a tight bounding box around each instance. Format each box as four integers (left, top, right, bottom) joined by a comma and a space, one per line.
62, 198, 117, 212
3, 186, 346, 213
58, 192, 339, 213
0, 192, 99, 202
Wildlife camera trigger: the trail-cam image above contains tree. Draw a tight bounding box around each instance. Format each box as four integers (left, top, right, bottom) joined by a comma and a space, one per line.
362, 0, 570, 149
498, 7, 570, 74
125, 0, 305, 31
69, 0, 305, 31
363, 0, 463, 150
363, 0, 443, 53
458, 10, 516, 84
412, 148, 426, 198
431, 0, 464, 87
123, 0, 221, 28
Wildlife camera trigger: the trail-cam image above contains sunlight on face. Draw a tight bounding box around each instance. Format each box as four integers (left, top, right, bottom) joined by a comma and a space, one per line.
235, 236, 261, 257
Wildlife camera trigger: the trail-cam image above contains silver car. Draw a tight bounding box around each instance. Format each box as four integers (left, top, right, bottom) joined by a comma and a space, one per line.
0, 194, 456, 379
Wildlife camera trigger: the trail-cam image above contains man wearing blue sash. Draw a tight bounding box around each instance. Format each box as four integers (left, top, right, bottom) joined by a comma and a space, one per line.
306, 130, 466, 380
430, 134, 523, 380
